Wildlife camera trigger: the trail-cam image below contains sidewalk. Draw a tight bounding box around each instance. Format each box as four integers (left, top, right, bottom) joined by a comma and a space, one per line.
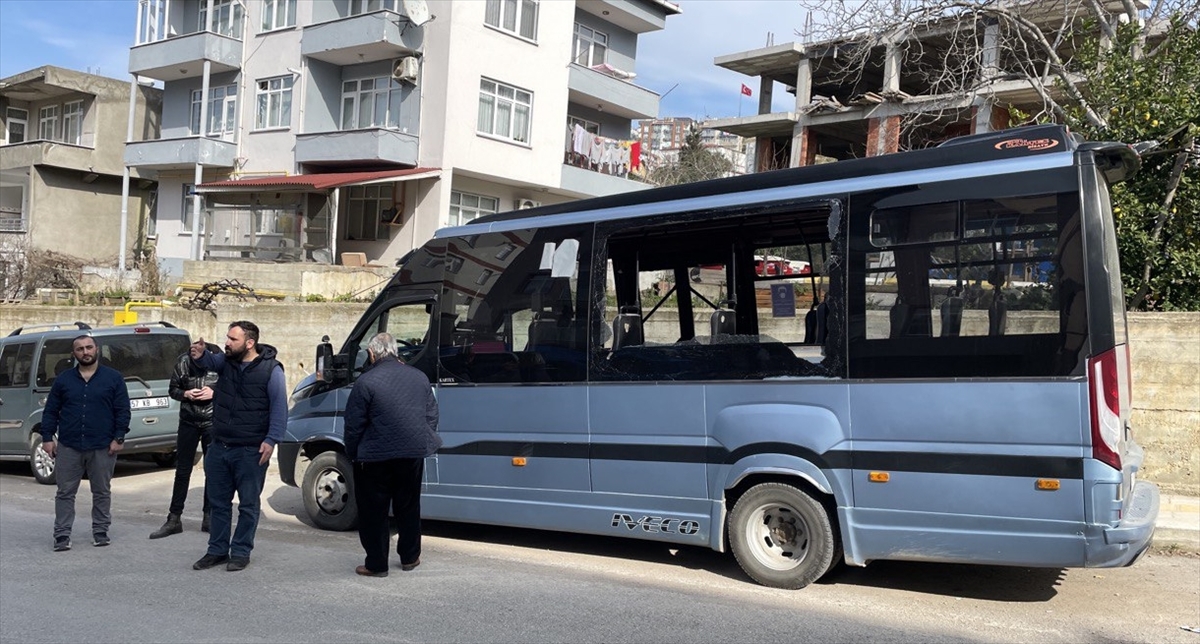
1153, 494, 1200, 554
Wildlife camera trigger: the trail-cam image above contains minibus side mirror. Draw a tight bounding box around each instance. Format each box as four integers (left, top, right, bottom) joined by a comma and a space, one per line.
315, 340, 347, 384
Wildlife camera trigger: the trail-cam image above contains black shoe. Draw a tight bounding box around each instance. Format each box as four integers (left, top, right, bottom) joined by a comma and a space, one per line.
226, 557, 249, 572
53, 536, 71, 552
201, 511, 210, 533
92, 532, 110, 547
149, 513, 182, 539
193, 553, 229, 570
400, 558, 420, 572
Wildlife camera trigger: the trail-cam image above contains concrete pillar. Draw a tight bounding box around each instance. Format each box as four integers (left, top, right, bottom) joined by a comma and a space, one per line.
118, 74, 139, 273
191, 59, 212, 261
757, 77, 773, 115
883, 42, 901, 94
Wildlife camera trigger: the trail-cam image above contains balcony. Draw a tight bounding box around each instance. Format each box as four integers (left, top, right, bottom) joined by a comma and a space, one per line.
129, 32, 242, 82
124, 136, 237, 170
302, 11, 422, 66
0, 141, 95, 174
560, 163, 650, 198
567, 63, 659, 120
295, 129, 418, 167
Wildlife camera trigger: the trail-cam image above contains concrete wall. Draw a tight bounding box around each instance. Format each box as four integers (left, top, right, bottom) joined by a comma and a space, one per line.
5, 305, 1192, 494
28, 167, 154, 262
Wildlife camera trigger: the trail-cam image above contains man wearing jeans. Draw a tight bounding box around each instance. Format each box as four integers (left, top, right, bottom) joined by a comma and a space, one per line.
40, 335, 130, 551
188, 321, 286, 572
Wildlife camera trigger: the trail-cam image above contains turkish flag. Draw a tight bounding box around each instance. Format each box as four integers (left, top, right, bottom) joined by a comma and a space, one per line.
740, 83, 753, 97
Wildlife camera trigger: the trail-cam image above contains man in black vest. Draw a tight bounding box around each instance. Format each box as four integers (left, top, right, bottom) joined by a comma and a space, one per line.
188, 321, 286, 572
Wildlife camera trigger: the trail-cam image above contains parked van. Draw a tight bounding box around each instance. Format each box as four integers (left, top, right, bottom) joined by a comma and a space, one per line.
0, 322, 190, 484
279, 125, 1157, 589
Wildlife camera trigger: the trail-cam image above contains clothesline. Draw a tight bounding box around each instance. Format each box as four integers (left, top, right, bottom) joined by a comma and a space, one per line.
565, 124, 641, 178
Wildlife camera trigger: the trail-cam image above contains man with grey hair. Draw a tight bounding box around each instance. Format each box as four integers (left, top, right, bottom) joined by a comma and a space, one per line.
343, 332, 441, 577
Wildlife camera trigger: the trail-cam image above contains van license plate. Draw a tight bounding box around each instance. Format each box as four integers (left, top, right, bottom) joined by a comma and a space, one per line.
131, 397, 169, 410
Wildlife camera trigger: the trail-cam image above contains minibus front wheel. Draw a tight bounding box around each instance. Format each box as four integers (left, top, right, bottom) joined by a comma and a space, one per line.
302, 451, 358, 531
728, 482, 835, 589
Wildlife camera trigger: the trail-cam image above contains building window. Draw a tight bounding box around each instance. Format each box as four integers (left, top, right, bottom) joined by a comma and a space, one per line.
180, 183, 203, 232
0, 178, 24, 232
61, 101, 84, 145
3, 108, 27, 145
345, 184, 392, 241
477, 78, 532, 144
341, 77, 403, 130
567, 116, 599, 136
199, 0, 244, 37
572, 23, 607, 67
449, 191, 499, 227
260, 0, 296, 31
254, 76, 293, 130
38, 106, 59, 141
350, 0, 396, 15
484, 0, 538, 41
191, 84, 237, 136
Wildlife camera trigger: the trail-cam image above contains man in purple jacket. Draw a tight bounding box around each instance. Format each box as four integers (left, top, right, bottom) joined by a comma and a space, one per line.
344, 332, 441, 577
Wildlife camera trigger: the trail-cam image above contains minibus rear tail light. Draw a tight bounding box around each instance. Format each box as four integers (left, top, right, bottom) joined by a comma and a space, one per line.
1088, 348, 1122, 471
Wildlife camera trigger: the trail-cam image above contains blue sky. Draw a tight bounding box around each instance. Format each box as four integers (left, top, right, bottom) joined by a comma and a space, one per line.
0, 0, 804, 120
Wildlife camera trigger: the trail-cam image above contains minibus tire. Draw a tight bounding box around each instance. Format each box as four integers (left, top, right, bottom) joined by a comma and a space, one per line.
29, 434, 56, 486
728, 482, 834, 589
302, 451, 358, 531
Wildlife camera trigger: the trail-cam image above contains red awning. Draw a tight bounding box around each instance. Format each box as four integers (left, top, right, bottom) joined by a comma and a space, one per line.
196, 167, 440, 193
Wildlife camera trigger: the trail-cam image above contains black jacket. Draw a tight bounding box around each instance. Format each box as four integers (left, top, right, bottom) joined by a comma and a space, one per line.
211, 344, 281, 446
168, 345, 218, 430
343, 358, 441, 462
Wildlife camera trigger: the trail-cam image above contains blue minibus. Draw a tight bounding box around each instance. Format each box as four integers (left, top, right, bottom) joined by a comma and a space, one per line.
278, 124, 1158, 588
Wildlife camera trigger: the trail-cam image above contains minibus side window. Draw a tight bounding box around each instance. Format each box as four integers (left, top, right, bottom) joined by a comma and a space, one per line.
437, 226, 591, 384
852, 186, 1086, 378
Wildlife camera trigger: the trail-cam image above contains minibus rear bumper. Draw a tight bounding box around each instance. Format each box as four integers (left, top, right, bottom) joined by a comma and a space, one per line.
1088, 480, 1159, 567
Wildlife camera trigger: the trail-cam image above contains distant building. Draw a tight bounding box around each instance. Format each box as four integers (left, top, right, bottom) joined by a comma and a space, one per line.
123, 0, 680, 273
0, 66, 161, 292
637, 116, 752, 176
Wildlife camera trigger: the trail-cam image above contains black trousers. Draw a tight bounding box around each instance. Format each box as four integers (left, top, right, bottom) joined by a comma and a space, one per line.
168, 422, 211, 516
354, 458, 424, 572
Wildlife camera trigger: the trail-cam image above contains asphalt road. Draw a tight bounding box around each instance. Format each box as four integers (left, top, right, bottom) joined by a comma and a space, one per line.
1, 458, 1198, 644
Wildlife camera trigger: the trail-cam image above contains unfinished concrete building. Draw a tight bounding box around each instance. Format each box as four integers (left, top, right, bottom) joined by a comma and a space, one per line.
706, 0, 1147, 171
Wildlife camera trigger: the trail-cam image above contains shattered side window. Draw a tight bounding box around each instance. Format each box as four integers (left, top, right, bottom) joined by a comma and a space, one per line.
593, 202, 846, 382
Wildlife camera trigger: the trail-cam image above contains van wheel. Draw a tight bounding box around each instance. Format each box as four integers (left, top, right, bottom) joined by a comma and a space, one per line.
151, 452, 178, 468
302, 451, 357, 531
728, 482, 834, 589
29, 435, 56, 485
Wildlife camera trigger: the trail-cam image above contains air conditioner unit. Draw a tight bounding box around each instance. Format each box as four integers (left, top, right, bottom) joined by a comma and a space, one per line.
392, 56, 419, 83
515, 198, 541, 210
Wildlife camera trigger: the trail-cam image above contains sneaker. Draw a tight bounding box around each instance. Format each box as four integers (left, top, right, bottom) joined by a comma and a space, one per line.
400, 558, 421, 572
53, 536, 71, 552
355, 565, 388, 578
226, 557, 250, 572
193, 553, 229, 570
92, 532, 110, 547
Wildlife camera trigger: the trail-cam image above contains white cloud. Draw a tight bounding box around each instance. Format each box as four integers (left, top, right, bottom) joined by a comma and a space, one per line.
637, 0, 812, 119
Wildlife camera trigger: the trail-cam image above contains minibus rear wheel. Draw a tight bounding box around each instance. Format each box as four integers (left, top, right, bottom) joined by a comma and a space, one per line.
728, 482, 834, 589
302, 451, 358, 531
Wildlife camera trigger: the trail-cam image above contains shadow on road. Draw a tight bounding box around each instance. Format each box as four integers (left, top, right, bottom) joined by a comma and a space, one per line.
257, 481, 1065, 601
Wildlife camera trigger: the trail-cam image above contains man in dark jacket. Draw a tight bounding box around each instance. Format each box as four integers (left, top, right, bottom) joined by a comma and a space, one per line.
344, 332, 441, 577
188, 321, 286, 573
40, 335, 130, 551
149, 342, 219, 539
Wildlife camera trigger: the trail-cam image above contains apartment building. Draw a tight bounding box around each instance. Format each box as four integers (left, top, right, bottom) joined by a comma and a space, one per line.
123, 0, 679, 273
0, 66, 161, 289
637, 116, 752, 176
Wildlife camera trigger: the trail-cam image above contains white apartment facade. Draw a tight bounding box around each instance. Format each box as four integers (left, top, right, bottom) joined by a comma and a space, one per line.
124, 0, 679, 273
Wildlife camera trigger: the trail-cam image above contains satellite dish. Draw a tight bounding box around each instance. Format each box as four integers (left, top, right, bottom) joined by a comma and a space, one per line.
402, 0, 431, 26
